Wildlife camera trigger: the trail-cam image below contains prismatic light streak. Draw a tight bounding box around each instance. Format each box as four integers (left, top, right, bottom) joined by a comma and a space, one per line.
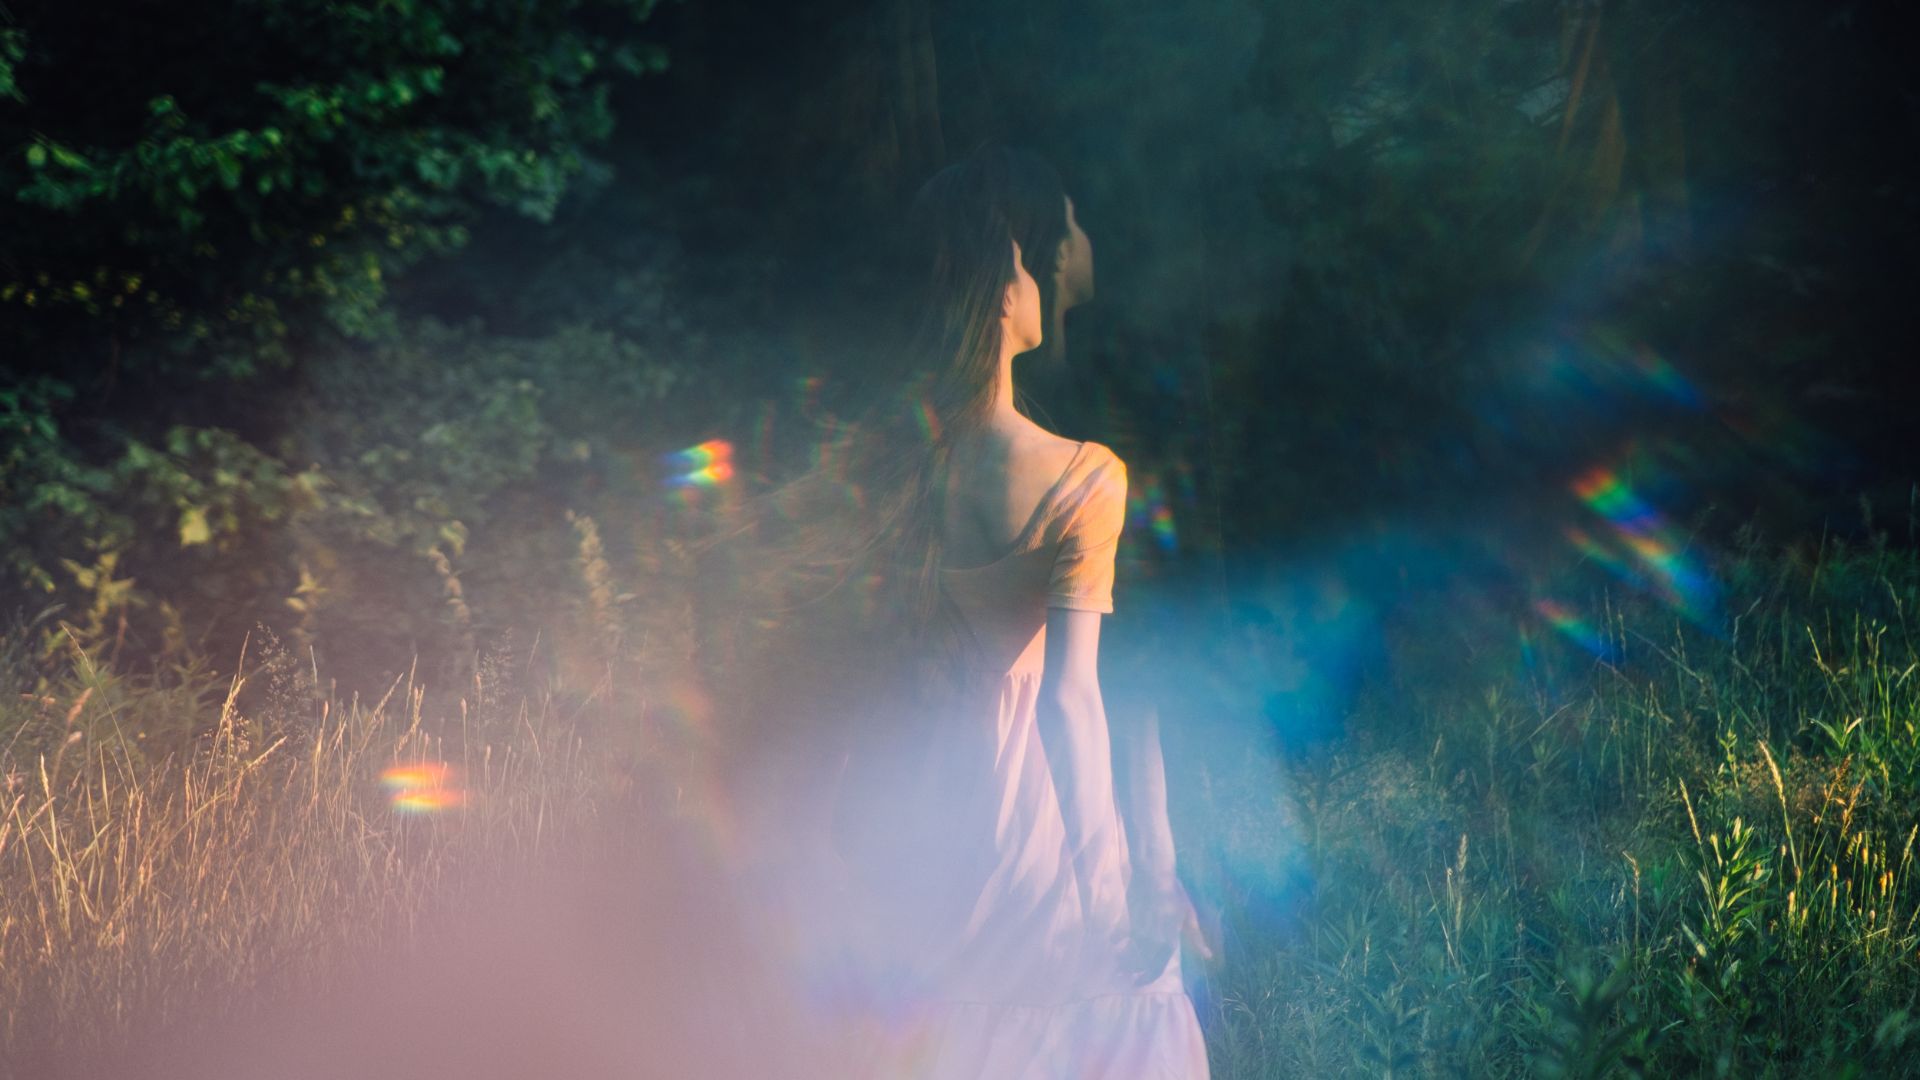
1561, 524, 1644, 589
1568, 463, 1716, 624
1628, 343, 1703, 408
1532, 598, 1612, 659
667, 438, 735, 488
1127, 470, 1178, 554
381, 762, 465, 813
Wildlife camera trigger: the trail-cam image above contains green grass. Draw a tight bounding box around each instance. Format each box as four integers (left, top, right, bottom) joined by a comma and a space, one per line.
1185, 532, 1920, 1077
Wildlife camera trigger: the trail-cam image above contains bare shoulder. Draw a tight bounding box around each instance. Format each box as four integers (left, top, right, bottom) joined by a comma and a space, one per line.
1012, 429, 1087, 476
1009, 432, 1126, 502
962, 419, 1078, 479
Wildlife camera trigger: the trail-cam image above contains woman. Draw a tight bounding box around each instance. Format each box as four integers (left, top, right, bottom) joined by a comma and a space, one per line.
985, 145, 1213, 995
707, 144, 1210, 1079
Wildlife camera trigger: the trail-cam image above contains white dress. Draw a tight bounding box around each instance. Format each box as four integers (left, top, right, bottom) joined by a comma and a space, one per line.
746, 440, 1210, 1079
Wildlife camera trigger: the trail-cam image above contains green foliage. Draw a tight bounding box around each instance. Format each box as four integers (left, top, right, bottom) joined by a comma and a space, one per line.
1187, 538, 1920, 1077
0, 377, 118, 595
1345, 977, 1427, 1078
2, 0, 667, 361
1526, 953, 1645, 1079
1806, 617, 1920, 799
0, 25, 24, 103
0, 0, 681, 691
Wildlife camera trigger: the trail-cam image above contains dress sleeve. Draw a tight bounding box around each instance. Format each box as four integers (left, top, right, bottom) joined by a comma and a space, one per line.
1045, 447, 1128, 614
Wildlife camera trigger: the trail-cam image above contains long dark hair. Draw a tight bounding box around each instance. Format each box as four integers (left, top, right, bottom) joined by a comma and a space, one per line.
694, 144, 1033, 776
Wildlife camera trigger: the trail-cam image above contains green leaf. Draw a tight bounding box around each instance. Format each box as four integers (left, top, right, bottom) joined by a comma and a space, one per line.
178, 506, 212, 546
25, 142, 46, 168
49, 144, 91, 171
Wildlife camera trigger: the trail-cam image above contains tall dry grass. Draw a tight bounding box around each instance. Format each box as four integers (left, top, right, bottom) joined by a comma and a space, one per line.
0, 624, 607, 1076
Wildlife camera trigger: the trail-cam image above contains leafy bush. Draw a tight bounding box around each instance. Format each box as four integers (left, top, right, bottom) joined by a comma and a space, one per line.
1, 0, 679, 695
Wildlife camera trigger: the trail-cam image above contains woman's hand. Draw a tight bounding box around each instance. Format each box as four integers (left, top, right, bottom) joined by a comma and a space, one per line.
1118, 868, 1213, 984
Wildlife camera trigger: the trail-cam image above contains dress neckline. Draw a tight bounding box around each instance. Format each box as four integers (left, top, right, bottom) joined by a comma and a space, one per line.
940, 441, 1088, 574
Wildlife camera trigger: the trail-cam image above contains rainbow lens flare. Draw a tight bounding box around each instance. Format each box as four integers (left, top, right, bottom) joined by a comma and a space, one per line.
796, 374, 825, 418
914, 397, 942, 443
1128, 471, 1179, 554
1561, 524, 1644, 589
1533, 598, 1613, 659
666, 439, 736, 488
380, 762, 465, 813
1568, 463, 1718, 625
1628, 343, 1703, 408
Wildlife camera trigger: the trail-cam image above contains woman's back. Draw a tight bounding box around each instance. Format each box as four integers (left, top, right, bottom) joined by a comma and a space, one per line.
938, 425, 1087, 571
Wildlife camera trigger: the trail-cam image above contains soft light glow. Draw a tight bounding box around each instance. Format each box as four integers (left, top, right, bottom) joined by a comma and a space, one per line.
380, 762, 464, 813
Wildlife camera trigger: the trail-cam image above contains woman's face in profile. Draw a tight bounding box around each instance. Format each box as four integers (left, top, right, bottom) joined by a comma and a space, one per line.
1004, 238, 1044, 354
1055, 196, 1094, 310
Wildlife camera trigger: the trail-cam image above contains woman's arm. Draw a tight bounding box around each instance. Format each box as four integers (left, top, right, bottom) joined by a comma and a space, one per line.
1109, 702, 1176, 881
1112, 698, 1216, 971
1036, 608, 1127, 885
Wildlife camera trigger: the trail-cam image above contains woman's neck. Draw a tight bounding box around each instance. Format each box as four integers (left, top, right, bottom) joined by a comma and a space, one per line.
989, 289, 1071, 429
988, 350, 1022, 426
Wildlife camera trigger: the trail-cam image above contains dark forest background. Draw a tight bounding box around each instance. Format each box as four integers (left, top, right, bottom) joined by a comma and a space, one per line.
7, 2, 1920, 1076
5, 0, 1914, 698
